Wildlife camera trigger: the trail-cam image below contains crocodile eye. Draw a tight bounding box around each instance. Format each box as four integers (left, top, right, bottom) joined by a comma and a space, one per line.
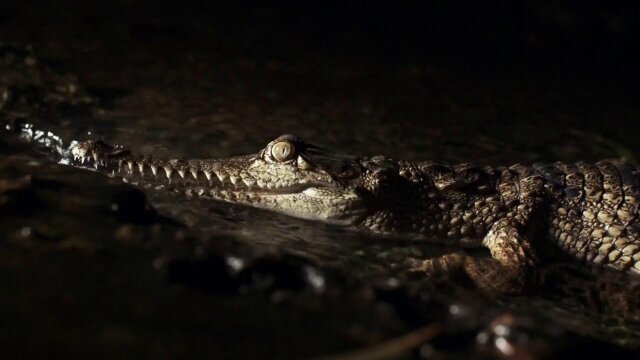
271, 141, 296, 162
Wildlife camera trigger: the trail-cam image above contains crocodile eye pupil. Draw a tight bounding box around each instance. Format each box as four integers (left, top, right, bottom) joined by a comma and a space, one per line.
272, 141, 296, 162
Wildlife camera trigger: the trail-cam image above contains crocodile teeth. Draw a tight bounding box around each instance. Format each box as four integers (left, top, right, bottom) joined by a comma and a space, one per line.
229, 176, 239, 186
178, 170, 185, 179
190, 170, 198, 180
164, 167, 173, 181
138, 163, 145, 175
93, 153, 99, 164
118, 160, 123, 172
127, 161, 134, 173
242, 178, 256, 187
150, 165, 158, 176
216, 172, 227, 183
204, 171, 212, 181
197, 188, 205, 196
256, 179, 266, 188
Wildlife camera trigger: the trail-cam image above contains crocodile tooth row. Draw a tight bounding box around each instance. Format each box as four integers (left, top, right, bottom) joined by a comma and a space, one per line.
97, 156, 262, 189
70, 142, 279, 192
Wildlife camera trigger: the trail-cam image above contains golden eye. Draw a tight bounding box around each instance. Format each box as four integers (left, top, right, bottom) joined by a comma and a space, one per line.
271, 141, 296, 162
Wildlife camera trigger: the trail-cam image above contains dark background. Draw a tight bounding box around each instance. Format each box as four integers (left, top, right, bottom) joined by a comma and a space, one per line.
3, 0, 639, 162
2, 1, 638, 72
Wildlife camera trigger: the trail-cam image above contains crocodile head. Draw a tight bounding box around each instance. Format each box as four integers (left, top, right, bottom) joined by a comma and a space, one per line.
192, 134, 377, 224
72, 134, 409, 226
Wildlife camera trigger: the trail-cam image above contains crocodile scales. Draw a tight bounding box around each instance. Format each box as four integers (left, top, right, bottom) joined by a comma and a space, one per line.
70, 134, 640, 294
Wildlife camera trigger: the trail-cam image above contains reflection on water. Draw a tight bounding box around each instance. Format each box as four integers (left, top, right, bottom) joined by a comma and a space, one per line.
150, 189, 450, 280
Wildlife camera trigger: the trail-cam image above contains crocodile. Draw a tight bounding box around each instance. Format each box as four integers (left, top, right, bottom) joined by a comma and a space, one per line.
70, 134, 640, 294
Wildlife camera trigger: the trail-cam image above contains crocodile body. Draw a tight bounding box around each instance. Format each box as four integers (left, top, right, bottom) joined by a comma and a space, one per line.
70, 135, 640, 294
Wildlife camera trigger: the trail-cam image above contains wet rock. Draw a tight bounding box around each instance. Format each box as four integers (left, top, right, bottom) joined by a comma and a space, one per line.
166, 242, 332, 296
476, 312, 638, 359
